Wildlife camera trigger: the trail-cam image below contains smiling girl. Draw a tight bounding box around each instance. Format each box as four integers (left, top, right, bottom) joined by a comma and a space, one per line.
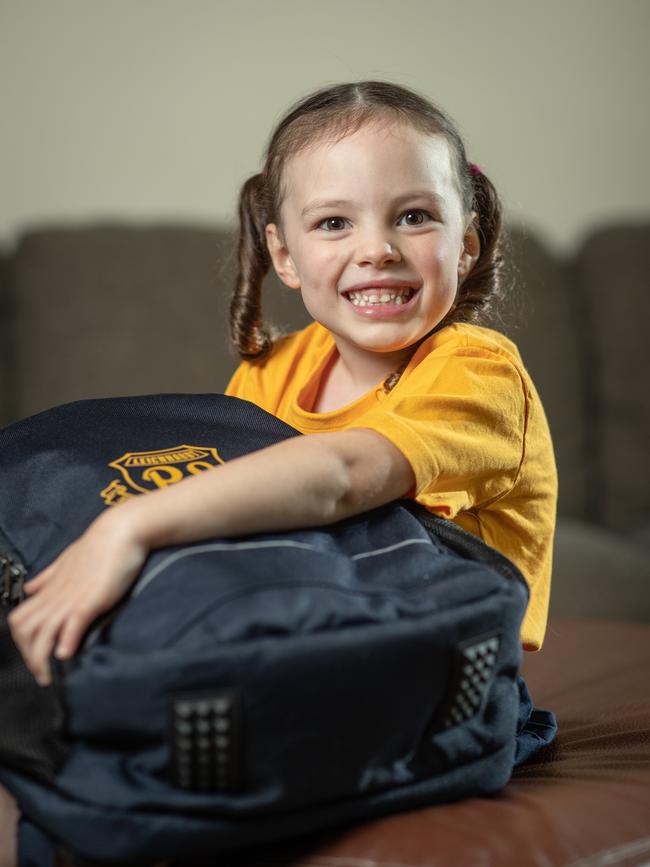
9, 80, 557, 690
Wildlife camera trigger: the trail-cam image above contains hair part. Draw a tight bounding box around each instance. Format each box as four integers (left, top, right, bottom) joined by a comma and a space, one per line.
230, 80, 508, 391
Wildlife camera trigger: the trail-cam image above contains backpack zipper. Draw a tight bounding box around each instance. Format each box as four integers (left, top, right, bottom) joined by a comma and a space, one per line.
401, 500, 529, 592
0, 553, 26, 608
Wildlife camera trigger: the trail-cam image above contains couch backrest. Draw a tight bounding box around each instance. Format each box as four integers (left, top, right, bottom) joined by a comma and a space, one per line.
496, 230, 588, 522
5, 221, 645, 530
4, 224, 310, 421
574, 225, 650, 539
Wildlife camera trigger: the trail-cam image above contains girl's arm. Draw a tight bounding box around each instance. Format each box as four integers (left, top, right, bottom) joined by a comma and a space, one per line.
8, 429, 414, 685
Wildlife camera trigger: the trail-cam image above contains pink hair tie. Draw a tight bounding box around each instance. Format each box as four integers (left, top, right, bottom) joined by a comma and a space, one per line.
469, 162, 483, 177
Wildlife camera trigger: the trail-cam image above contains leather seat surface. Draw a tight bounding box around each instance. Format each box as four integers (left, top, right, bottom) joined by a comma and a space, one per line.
230, 620, 650, 867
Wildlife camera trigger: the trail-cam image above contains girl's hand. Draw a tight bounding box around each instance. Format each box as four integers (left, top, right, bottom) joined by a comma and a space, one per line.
7, 510, 149, 686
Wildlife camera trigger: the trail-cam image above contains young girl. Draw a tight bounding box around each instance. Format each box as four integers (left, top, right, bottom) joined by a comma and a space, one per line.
9, 80, 557, 693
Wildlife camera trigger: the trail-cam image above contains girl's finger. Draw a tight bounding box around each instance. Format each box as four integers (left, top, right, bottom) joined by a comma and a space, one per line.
35, 662, 52, 687
26, 614, 75, 686
23, 564, 56, 594
7, 621, 33, 664
7, 589, 54, 627
9, 593, 69, 671
54, 611, 90, 661
25, 614, 65, 686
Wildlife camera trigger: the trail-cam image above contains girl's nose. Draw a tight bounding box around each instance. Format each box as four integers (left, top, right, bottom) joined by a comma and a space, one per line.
356, 234, 402, 267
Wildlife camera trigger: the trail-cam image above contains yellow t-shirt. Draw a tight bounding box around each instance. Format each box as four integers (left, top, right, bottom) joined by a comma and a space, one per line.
225, 320, 558, 652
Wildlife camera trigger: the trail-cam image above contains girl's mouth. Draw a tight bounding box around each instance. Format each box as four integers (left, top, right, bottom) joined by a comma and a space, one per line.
342, 286, 419, 317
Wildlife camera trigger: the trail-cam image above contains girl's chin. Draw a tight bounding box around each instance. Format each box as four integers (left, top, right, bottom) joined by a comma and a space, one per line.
340, 334, 424, 357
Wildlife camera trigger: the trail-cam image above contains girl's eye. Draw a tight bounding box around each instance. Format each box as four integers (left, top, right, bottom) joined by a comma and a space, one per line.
316, 217, 347, 232
399, 209, 433, 226
315, 210, 433, 232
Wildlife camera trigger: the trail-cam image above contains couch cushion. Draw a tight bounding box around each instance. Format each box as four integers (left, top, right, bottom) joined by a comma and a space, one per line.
575, 224, 650, 536
550, 517, 650, 622
8, 225, 310, 423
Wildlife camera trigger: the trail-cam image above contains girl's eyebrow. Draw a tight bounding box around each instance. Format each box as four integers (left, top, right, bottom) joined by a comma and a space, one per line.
301, 190, 446, 218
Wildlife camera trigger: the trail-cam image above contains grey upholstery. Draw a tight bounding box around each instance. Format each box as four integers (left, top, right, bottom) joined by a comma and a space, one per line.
575, 225, 650, 535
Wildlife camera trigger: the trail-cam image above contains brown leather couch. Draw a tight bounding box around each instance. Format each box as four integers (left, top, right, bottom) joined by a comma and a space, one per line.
1, 222, 649, 865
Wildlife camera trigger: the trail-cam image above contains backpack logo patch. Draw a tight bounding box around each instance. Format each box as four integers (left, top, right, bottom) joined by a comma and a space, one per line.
100, 445, 223, 506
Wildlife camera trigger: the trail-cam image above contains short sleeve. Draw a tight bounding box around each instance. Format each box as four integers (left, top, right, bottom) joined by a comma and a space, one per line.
224, 361, 250, 399
223, 357, 288, 417
357, 350, 527, 517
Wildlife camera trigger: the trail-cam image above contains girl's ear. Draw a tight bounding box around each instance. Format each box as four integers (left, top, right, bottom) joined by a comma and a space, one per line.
265, 224, 301, 290
457, 212, 481, 282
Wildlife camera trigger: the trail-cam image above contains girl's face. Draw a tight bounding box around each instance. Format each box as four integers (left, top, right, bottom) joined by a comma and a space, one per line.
265, 120, 479, 371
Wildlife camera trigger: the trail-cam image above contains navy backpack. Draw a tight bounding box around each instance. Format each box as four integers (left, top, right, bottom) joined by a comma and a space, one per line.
0, 394, 556, 866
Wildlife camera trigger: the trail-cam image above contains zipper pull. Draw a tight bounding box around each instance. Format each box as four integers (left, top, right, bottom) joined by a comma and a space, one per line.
0, 554, 26, 607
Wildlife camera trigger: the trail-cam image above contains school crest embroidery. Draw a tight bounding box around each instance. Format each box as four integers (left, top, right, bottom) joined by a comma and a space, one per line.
100, 445, 223, 506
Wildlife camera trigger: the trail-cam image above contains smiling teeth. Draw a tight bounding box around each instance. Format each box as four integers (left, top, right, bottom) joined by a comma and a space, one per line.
347, 288, 414, 306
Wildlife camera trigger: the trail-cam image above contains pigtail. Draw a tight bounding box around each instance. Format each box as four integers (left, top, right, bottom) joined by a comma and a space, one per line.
450, 168, 505, 325
229, 173, 277, 359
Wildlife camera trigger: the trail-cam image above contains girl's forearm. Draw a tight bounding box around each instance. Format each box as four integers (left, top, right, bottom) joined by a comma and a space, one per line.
8, 429, 413, 684
104, 429, 412, 551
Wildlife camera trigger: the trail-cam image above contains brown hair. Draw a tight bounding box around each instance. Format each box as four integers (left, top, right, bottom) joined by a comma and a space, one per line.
230, 80, 507, 390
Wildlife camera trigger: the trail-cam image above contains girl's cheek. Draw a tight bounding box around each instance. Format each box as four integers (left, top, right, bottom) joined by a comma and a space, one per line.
432, 240, 459, 271
418, 248, 446, 273
315, 250, 345, 278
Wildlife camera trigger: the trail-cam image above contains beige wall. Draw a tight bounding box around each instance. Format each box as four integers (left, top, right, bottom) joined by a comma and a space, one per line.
1, 0, 648, 254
